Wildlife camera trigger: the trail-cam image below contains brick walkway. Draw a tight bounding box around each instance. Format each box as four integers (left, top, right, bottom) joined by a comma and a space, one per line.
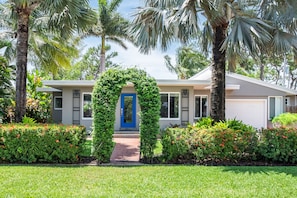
110, 134, 140, 163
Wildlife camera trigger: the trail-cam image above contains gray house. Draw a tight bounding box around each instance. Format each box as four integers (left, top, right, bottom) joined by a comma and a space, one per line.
41, 67, 297, 131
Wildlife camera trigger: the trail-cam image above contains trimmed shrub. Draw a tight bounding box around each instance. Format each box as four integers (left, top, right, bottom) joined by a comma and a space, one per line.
161, 119, 258, 163
0, 124, 86, 163
257, 128, 297, 163
161, 128, 193, 162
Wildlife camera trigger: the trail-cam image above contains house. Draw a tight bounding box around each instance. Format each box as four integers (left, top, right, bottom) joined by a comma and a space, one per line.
40, 67, 297, 131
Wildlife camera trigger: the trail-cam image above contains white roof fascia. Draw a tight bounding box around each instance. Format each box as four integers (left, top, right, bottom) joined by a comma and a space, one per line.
42, 79, 211, 88
37, 87, 62, 92
156, 79, 210, 86
189, 66, 212, 80
43, 80, 95, 87
203, 84, 240, 90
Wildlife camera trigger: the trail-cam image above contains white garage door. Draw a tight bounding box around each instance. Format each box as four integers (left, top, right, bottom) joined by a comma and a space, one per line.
226, 99, 267, 129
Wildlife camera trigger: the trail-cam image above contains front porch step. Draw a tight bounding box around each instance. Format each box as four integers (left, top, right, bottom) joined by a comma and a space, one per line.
113, 132, 140, 138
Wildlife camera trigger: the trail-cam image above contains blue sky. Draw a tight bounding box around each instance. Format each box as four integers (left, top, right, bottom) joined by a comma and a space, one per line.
85, 0, 178, 79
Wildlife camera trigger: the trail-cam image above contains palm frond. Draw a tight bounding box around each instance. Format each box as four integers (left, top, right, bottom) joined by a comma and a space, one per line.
109, 0, 122, 12
270, 30, 297, 54
106, 36, 127, 50
222, 16, 272, 54
129, 6, 176, 53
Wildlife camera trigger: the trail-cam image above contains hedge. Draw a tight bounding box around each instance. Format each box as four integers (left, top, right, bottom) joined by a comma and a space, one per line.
161, 124, 297, 164
0, 124, 86, 163
161, 127, 258, 163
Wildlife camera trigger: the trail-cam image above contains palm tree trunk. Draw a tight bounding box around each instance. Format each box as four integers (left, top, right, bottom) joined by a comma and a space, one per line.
97, 36, 106, 77
259, 63, 265, 80
210, 23, 228, 122
15, 8, 30, 122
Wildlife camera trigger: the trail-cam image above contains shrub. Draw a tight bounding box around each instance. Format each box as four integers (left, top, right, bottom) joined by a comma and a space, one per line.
192, 117, 214, 129
161, 128, 193, 162
161, 119, 258, 163
272, 113, 297, 128
0, 124, 86, 163
257, 128, 297, 163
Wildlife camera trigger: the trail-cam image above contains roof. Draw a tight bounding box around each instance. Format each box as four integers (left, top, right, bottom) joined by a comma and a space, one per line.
190, 66, 297, 95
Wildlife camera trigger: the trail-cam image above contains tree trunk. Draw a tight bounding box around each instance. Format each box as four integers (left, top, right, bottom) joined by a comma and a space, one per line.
96, 36, 106, 78
259, 63, 265, 80
15, 8, 30, 122
210, 23, 228, 122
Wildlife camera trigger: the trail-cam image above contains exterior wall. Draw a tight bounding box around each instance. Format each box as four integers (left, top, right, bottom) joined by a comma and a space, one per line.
52, 92, 62, 123
62, 88, 73, 125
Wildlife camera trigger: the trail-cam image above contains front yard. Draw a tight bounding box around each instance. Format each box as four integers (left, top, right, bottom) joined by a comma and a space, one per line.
1, 165, 297, 197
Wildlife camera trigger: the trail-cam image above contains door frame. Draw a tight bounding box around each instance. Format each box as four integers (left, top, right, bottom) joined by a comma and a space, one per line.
120, 93, 137, 128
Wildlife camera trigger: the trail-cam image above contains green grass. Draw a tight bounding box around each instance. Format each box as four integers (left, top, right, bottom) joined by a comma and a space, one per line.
1, 165, 297, 197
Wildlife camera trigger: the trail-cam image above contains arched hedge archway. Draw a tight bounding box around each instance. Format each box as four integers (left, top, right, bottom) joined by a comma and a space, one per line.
92, 68, 161, 163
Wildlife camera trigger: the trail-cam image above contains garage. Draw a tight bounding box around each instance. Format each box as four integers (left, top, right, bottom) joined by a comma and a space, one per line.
226, 99, 267, 129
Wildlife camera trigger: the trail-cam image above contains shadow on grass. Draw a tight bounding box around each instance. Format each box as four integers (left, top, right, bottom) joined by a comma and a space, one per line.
222, 165, 297, 177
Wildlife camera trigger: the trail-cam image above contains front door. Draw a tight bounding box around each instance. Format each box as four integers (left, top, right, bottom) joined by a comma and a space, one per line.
120, 93, 137, 128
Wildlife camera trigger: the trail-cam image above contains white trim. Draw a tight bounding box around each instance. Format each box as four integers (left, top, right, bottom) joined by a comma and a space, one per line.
54, 96, 63, 110
159, 92, 181, 120
268, 96, 283, 120
194, 95, 208, 119
203, 84, 240, 90
82, 92, 93, 120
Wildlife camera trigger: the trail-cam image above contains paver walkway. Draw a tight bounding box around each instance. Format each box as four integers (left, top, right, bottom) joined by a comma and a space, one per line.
110, 134, 140, 163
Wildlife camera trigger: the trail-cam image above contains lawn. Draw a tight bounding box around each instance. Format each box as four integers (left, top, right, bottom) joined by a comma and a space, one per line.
1, 165, 297, 197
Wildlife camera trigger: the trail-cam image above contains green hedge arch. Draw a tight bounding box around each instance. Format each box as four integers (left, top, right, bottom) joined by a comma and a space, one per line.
92, 68, 161, 163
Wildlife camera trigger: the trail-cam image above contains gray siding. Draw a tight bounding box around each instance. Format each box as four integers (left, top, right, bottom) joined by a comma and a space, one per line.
226, 76, 288, 97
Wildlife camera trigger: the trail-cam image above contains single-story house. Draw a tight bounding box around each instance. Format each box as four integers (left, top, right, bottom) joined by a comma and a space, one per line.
40, 67, 297, 131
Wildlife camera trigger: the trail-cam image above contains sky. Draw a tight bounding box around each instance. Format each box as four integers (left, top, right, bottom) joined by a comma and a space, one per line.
85, 0, 178, 79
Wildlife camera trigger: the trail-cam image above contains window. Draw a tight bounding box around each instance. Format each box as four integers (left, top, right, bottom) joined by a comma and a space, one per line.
269, 96, 283, 120
83, 93, 92, 119
54, 96, 62, 110
160, 93, 180, 119
194, 95, 208, 118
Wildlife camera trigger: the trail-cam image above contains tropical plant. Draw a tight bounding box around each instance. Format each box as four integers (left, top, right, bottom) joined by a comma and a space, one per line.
164, 46, 210, 79
129, 0, 297, 122
26, 71, 51, 123
58, 45, 120, 80
84, 0, 133, 77
0, 55, 15, 123
29, 34, 80, 79
0, 0, 95, 122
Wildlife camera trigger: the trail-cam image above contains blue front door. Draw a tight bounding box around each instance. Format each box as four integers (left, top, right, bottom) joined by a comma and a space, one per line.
120, 93, 137, 128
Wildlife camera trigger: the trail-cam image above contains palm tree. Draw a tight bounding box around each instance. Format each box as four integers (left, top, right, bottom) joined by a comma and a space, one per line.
129, 0, 297, 122
30, 34, 80, 79
1, 0, 95, 122
85, 0, 132, 77
165, 46, 210, 79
